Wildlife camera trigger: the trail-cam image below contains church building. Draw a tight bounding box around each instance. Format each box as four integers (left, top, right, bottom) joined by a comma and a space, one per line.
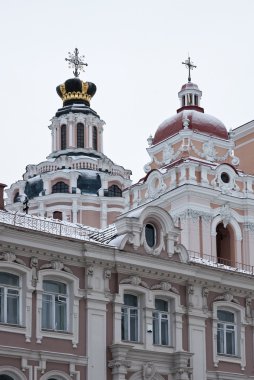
0, 51, 254, 380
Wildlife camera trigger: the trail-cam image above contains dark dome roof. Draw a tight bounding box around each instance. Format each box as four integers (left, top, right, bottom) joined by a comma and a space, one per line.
153, 109, 228, 144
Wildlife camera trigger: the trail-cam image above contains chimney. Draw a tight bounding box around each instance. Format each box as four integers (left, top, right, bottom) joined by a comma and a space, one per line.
0, 183, 7, 211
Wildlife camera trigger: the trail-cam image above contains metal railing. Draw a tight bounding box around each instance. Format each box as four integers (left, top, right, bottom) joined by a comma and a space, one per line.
0, 210, 117, 244
188, 250, 254, 275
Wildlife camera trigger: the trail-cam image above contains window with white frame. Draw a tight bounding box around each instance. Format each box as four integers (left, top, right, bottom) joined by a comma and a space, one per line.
121, 293, 139, 342
153, 298, 170, 346
42, 280, 67, 331
0, 272, 20, 325
217, 309, 237, 356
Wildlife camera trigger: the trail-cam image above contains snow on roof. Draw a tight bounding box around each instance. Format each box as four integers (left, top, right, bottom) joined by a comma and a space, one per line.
0, 210, 117, 245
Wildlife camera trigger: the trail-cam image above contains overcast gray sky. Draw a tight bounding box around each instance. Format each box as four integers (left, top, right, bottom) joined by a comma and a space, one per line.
0, 0, 253, 187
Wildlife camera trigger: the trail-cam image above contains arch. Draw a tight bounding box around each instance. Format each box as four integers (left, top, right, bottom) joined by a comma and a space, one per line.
216, 223, 234, 265
92, 126, 98, 150
60, 125, 67, 150
0, 367, 27, 380
40, 371, 72, 380
77, 123, 84, 148
211, 214, 242, 241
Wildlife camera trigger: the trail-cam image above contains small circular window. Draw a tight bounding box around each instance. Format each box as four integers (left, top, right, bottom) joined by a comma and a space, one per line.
145, 224, 156, 247
221, 172, 230, 183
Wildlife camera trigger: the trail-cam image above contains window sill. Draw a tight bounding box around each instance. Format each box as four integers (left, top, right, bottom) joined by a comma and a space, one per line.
0, 323, 26, 335
215, 354, 244, 369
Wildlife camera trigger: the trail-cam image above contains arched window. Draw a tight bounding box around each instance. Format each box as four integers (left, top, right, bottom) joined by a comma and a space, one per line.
153, 298, 170, 346
60, 125, 67, 150
52, 182, 69, 194
42, 280, 67, 331
216, 223, 234, 265
0, 272, 20, 325
77, 123, 84, 148
92, 126, 98, 150
14, 192, 20, 203
121, 293, 139, 342
0, 375, 15, 380
108, 184, 122, 197
53, 211, 63, 221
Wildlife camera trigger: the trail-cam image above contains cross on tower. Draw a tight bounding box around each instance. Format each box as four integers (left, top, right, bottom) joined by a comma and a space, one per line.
65, 48, 88, 77
182, 56, 197, 83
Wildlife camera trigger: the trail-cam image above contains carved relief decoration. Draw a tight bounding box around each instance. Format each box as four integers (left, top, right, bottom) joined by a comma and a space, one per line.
40, 260, 73, 273
0, 251, 26, 266
214, 292, 240, 304
120, 276, 149, 289
151, 281, 179, 294
129, 363, 164, 380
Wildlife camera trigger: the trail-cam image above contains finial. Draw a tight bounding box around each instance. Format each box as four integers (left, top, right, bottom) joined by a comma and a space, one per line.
65, 48, 88, 77
182, 56, 197, 83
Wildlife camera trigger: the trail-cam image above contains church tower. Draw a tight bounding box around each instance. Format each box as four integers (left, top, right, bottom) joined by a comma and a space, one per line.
6, 49, 131, 228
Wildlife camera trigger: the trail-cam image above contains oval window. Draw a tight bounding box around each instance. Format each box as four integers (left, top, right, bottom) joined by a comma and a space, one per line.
145, 224, 155, 247
221, 172, 230, 183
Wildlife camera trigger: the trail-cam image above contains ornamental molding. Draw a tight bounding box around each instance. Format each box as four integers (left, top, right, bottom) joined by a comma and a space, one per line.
214, 292, 240, 304
219, 204, 232, 227
120, 276, 149, 289
108, 359, 131, 370
0, 251, 26, 266
243, 222, 254, 231
151, 281, 179, 294
173, 208, 212, 223
190, 138, 239, 165
129, 362, 164, 380
40, 260, 73, 273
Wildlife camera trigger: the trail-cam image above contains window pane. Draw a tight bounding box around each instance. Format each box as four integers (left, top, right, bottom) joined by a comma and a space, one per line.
153, 312, 160, 344
124, 294, 137, 307
42, 294, 53, 329
161, 318, 169, 345
226, 330, 235, 355
77, 123, 84, 148
130, 309, 138, 341
217, 328, 224, 354
0, 273, 19, 287
43, 280, 66, 294
55, 295, 67, 330
121, 307, 128, 340
217, 310, 234, 323
0, 288, 4, 322
7, 290, 19, 324
155, 299, 168, 312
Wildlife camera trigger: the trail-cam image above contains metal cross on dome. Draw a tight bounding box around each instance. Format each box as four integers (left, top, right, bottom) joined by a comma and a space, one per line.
182, 56, 197, 83
65, 48, 88, 77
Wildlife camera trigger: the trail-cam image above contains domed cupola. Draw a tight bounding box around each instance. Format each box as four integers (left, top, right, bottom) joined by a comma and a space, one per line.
152, 57, 228, 145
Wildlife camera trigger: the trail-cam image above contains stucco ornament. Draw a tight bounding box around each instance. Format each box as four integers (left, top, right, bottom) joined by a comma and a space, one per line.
214, 292, 240, 304
129, 362, 164, 380
0, 251, 26, 266
40, 260, 73, 273
151, 281, 179, 294
183, 116, 190, 129
120, 276, 149, 288
145, 172, 166, 200
219, 204, 231, 227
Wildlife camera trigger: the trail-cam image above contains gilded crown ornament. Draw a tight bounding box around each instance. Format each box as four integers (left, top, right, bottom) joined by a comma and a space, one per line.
56, 48, 96, 106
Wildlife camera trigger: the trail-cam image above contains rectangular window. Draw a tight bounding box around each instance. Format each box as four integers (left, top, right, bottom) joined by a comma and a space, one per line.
121, 294, 139, 342
0, 273, 20, 325
153, 299, 170, 346
42, 280, 67, 331
217, 310, 236, 356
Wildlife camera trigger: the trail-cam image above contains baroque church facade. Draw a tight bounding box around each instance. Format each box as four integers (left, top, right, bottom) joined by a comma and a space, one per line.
1, 52, 254, 380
